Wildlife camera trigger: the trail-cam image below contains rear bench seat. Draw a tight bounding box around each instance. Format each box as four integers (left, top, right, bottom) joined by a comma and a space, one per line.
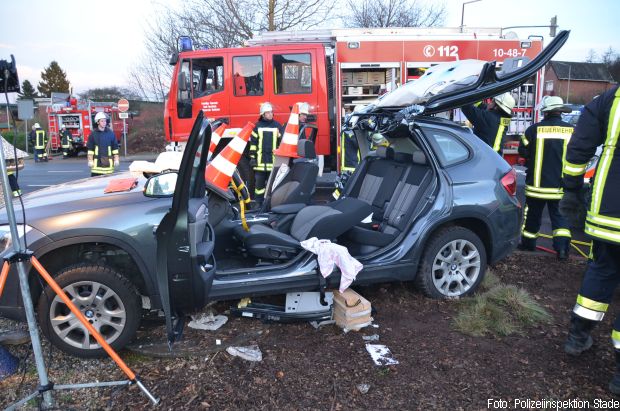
345, 150, 432, 252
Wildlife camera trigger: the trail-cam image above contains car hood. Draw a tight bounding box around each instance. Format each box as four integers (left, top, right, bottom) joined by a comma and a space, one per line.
0, 172, 153, 223
372, 30, 569, 114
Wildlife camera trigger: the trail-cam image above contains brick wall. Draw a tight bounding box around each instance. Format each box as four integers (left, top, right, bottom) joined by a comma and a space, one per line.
544, 68, 617, 104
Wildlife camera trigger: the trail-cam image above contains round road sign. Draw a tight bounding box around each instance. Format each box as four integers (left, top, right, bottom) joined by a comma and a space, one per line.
117, 98, 129, 112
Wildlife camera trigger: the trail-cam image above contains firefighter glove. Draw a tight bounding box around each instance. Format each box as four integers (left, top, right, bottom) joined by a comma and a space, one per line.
114, 159, 120, 168
559, 189, 586, 225
88, 160, 94, 168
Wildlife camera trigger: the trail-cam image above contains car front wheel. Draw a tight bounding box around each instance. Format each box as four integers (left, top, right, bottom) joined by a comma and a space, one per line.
37, 264, 141, 358
415, 226, 487, 299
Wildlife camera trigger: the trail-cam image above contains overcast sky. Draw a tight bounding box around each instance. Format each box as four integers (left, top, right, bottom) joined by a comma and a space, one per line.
2, 0, 619, 97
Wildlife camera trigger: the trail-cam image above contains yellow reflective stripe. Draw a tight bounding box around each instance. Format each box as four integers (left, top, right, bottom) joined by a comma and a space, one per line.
520, 134, 529, 146
563, 161, 587, 176
526, 186, 563, 193
552, 228, 571, 237
87, 150, 94, 155
612, 330, 620, 349
537, 126, 574, 136
521, 229, 538, 239
255, 188, 265, 195
493, 118, 510, 152
534, 132, 544, 187
587, 212, 620, 229
525, 192, 563, 200
573, 304, 605, 321
577, 295, 609, 312
591, 88, 620, 215
585, 223, 620, 242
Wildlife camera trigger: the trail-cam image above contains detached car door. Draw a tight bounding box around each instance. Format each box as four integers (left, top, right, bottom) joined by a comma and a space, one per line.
155, 112, 215, 343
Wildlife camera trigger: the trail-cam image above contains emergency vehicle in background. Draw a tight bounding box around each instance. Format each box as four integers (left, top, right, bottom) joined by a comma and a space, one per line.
47, 92, 125, 156
165, 27, 549, 170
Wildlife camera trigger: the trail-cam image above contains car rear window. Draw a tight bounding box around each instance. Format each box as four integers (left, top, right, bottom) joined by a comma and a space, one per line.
421, 127, 470, 166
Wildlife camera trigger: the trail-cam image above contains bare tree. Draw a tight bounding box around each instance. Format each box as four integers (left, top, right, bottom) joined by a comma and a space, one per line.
342, 0, 446, 28
130, 0, 336, 100
585, 49, 598, 63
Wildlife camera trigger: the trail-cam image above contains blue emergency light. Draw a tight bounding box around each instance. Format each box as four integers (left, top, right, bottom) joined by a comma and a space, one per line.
179, 36, 193, 52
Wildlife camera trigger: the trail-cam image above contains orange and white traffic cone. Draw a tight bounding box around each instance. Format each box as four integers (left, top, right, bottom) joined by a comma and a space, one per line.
207, 123, 228, 161
205, 121, 254, 199
273, 102, 301, 158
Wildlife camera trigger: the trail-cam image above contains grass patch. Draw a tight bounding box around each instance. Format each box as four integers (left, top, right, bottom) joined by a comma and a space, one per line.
453, 282, 551, 337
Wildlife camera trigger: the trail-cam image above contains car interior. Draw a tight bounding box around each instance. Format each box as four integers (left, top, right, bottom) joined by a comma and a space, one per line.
208, 126, 438, 273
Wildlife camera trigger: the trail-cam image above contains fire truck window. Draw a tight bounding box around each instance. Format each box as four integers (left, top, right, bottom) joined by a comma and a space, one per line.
273, 53, 312, 94
192, 57, 224, 98
232, 56, 263, 97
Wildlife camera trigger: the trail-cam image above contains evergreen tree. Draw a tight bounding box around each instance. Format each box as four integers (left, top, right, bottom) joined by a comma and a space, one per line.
18, 79, 38, 99
37, 61, 71, 97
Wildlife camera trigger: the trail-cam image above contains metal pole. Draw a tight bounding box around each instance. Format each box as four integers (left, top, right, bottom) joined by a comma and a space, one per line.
460, 0, 482, 33
566, 65, 571, 104
25, 119, 28, 153
123, 117, 127, 158
0, 133, 54, 408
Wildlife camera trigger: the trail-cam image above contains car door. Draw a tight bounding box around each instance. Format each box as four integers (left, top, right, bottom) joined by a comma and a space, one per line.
155, 111, 215, 344
374, 30, 570, 114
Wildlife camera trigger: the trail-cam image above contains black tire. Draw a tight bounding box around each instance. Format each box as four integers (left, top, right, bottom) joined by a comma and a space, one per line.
415, 226, 487, 299
37, 264, 141, 358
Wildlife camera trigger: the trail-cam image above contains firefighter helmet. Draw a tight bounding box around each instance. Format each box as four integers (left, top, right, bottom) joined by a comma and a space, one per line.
34, 123, 41, 129
371, 133, 387, 146
94, 112, 107, 123
541, 96, 571, 113
493, 92, 515, 116
298, 102, 310, 115
259, 102, 273, 115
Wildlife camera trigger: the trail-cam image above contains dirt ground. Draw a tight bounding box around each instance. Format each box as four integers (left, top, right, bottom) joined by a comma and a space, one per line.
2, 251, 620, 410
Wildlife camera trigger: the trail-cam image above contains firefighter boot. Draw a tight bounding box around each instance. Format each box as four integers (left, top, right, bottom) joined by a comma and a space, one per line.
564, 315, 596, 356
518, 237, 536, 252
609, 350, 620, 395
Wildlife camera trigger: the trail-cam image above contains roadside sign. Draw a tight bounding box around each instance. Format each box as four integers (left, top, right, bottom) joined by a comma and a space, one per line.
117, 98, 129, 112
119, 112, 129, 119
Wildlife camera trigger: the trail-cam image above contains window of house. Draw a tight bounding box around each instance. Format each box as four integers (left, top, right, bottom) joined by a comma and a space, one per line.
232, 56, 263, 96
273, 53, 312, 94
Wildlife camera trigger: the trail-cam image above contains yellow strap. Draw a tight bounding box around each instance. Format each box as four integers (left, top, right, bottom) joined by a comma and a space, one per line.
230, 180, 249, 232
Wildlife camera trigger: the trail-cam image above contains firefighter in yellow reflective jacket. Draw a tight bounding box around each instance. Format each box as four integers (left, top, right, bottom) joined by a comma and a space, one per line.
461, 93, 515, 154
60, 125, 73, 158
249, 102, 282, 204
517, 96, 573, 259
87, 112, 119, 177
561, 86, 620, 395
31, 123, 48, 162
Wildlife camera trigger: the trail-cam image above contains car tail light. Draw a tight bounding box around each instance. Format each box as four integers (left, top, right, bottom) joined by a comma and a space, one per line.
501, 168, 517, 196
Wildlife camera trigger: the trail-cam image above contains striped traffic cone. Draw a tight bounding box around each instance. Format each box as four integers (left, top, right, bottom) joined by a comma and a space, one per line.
207, 123, 228, 161
205, 122, 254, 199
273, 103, 301, 158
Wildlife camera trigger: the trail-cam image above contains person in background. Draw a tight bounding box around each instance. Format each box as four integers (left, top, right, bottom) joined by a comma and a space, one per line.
87, 112, 119, 177
30, 123, 47, 162
60, 125, 73, 158
560, 86, 620, 395
249, 102, 282, 204
461, 92, 515, 154
517, 96, 573, 259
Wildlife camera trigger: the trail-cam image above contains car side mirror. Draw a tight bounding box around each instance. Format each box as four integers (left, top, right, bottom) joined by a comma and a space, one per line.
178, 72, 188, 92
144, 171, 178, 198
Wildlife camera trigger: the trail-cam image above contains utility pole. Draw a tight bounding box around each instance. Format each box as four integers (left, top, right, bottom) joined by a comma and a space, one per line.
460, 0, 482, 33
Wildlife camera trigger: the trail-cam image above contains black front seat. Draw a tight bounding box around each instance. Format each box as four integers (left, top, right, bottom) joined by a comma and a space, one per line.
236, 197, 372, 259
266, 139, 319, 211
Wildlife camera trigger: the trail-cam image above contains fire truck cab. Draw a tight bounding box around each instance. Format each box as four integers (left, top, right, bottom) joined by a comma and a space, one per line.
165, 28, 547, 170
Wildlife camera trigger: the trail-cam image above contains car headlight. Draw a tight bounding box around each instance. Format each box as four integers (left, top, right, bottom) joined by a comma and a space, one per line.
0, 224, 33, 254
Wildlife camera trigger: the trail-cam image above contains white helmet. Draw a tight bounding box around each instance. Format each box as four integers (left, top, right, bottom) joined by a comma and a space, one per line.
259, 102, 273, 115
371, 133, 386, 145
94, 112, 107, 123
493, 92, 515, 116
298, 102, 310, 115
541, 95, 571, 113
34, 123, 41, 129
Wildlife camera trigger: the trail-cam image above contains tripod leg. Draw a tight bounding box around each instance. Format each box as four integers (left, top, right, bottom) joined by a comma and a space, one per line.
30, 256, 159, 404
0, 261, 9, 297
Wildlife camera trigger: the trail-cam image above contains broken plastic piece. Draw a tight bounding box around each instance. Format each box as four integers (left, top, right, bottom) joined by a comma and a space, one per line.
187, 313, 228, 331
226, 345, 263, 362
365, 344, 399, 366
362, 334, 379, 341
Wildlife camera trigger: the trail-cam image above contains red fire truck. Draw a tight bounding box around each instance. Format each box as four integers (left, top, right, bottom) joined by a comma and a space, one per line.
47, 93, 125, 156
164, 27, 548, 169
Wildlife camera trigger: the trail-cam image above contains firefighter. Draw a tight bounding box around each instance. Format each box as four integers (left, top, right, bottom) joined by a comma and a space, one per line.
60, 125, 73, 158
31, 123, 48, 162
517, 96, 573, 259
249, 102, 282, 204
87, 112, 119, 177
561, 86, 620, 394
461, 92, 515, 154
340, 129, 360, 173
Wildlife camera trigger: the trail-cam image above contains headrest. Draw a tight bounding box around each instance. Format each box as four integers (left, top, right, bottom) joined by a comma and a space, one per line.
376, 146, 394, 159
297, 139, 316, 159
412, 151, 427, 165
393, 152, 413, 164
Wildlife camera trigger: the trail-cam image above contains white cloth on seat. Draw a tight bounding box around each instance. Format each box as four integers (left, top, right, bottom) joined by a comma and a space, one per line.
272, 163, 290, 190
300, 237, 363, 292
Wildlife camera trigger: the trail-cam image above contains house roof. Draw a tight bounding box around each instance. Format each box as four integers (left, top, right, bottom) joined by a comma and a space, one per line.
550, 61, 615, 82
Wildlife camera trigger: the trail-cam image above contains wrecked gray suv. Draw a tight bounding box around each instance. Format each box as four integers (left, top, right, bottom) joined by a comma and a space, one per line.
0, 31, 568, 357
